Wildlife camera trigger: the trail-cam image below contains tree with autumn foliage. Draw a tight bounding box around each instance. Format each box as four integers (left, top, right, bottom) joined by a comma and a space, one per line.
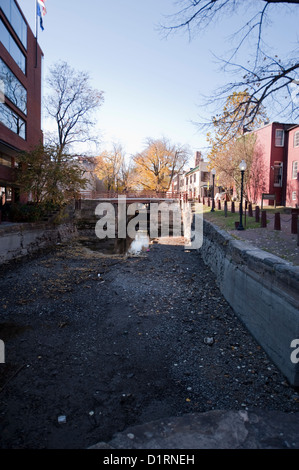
133, 138, 190, 192
95, 144, 135, 192
207, 91, 268, 200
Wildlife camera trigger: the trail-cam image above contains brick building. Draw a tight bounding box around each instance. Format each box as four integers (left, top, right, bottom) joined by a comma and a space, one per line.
0, 0, 43, 206
285, 125, 299, 208
248, 122, 299, 208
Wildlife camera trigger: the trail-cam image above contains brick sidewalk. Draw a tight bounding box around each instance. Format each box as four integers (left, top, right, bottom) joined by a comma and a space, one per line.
230, 212, 299, 266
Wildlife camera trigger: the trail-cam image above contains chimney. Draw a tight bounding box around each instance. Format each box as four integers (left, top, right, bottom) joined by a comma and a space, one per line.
195, 151, 202, 167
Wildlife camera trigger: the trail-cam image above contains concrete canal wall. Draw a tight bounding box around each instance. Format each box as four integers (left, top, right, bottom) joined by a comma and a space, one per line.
200, 219, 299, 387
0, 222, 77, 265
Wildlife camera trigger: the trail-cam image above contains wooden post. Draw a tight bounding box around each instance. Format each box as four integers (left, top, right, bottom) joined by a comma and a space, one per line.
231, 201, 235, 213
255, 206, 260, 223
291, 213, 298, 234
274, 212, 281, 231
218, 200, 221, 210
261, 210, 267, 228
224, 201, 228, 218
248, 203, 253, 217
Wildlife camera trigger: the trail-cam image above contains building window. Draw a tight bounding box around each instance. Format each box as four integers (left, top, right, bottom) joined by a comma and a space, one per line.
275, 129, 284, 147
193, 173, 196, 183
0, 19, 26, 74
0, 58, 27, 114
274, 162, 283, 187
0, 154, 12, 167
190, 175, 192, 184
186, 177, 188, 185
292, 161, 298, 179
294, 131, 299, 148
0, 102, 26, 138
292, 191, 297, 201
0, 0, 27, 49
201, 172, 209, 182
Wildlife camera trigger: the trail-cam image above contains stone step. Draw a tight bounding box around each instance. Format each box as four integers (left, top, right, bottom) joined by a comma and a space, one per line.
89, 410, 299, 450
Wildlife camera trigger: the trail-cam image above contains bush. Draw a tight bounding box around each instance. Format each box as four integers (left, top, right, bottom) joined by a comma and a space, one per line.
4, 202, 62, 223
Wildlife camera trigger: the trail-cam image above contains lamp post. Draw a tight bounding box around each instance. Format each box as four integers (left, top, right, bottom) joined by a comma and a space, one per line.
237, 160, 247, 231
211, 168, 216, 212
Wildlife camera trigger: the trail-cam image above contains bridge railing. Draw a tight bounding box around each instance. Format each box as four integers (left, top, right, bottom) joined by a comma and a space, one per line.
78, 190, 182, 200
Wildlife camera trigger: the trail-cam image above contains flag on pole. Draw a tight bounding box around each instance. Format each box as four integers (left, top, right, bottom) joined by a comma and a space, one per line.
37, 0, 47, 31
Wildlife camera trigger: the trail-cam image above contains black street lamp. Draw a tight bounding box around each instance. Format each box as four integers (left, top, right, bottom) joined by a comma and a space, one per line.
238, 160, 247, 231
211, 168, 216, 212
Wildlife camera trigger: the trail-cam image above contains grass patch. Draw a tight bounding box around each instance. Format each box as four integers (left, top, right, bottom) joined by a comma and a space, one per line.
203, 209, 262, 231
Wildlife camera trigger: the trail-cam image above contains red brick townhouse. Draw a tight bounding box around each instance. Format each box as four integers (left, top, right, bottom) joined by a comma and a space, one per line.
247, 122, 299, 208
0, 0, 43, 206
285, 125, 299, 208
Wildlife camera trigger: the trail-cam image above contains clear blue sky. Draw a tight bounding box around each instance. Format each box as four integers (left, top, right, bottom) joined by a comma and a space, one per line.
19, 0, 298, 162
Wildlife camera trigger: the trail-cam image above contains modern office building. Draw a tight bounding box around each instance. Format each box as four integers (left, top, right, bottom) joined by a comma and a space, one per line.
0, 0, 43, 205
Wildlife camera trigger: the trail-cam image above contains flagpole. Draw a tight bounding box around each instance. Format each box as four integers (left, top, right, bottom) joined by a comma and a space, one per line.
35, 1, 38, 68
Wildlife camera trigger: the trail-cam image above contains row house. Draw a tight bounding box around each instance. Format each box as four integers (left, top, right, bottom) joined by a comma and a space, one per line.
248, 122, 299, 208
0, 0, 43, 206
172, 152, 213, 199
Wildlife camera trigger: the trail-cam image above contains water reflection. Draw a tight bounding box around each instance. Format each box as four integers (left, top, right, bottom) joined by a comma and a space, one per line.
127, 230, 150, 255
79, 230, 150, 256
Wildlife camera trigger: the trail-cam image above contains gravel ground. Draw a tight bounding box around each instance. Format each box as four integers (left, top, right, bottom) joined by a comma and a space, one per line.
0, 235, 298, 449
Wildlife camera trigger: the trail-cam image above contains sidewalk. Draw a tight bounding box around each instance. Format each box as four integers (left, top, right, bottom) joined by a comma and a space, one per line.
205, 207, 299, 266
230, 212, 299, 266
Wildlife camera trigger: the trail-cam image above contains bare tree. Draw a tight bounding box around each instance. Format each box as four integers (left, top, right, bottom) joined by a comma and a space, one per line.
162, 1, 299, 131
45, 61, 104, 157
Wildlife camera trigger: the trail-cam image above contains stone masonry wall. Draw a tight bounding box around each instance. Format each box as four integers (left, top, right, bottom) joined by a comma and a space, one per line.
200, 219, 299, 387
0, 222, 77, 265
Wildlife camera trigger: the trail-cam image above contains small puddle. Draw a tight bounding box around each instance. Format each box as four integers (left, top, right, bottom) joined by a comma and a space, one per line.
79, 230, 150, 256
127, 230, 150, 255
0, 323, 32, 342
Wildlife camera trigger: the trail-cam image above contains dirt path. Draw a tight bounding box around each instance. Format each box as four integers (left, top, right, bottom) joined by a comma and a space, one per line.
0, 237, 298, 449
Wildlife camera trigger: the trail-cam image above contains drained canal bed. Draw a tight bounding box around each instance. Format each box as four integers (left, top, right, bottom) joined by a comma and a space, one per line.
78, 230, 151, 256
0, 236, 298, 449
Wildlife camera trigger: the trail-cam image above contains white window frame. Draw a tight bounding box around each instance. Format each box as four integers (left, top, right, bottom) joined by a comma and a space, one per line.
292, 191, 297, 201
294, 131, 299, 148
292, 161, 298, 179
275, 129, 285, 147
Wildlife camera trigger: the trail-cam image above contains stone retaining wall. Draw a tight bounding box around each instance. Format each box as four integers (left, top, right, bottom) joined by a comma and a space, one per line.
200, 219, 299, 387
0, 222, 77, 265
